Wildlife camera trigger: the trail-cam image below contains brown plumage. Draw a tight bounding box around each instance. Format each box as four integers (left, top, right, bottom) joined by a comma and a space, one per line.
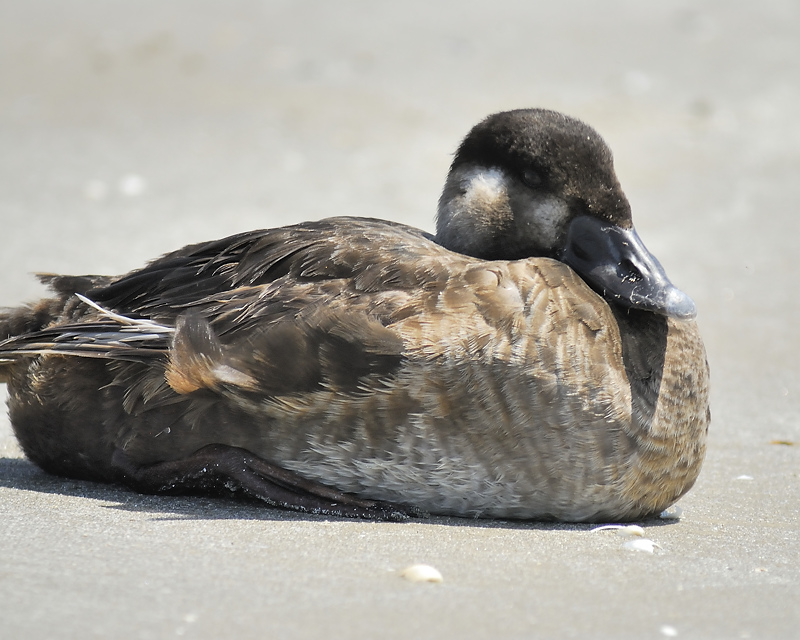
0, 109, 709, 522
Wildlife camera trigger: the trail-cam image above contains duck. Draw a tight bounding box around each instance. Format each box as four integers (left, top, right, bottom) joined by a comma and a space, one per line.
0, 108, 710, 522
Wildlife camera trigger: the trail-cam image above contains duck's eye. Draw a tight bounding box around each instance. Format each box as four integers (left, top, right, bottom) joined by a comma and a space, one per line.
522, 169, 543, 188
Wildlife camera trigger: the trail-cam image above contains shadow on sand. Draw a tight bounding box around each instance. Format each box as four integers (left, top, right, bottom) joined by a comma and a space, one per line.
0, 456, 680, 531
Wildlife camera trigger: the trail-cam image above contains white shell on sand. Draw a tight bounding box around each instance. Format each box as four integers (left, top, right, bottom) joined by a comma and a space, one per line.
399, 564, 444, 583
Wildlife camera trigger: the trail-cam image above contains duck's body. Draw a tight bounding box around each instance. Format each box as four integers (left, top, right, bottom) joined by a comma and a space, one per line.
0, 109, 709, 522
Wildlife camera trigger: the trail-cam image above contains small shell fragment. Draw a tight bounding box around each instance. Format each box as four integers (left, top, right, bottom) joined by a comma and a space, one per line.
660, 505, 683, 520
590, 524, 645, 538
623, 538, 659, 553
400, 564, 443, 583
736, 475, 754, 480
659, 624, 678, 637
615, 525, 645, 538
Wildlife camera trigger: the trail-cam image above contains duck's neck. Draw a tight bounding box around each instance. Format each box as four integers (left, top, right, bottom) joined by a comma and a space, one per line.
610, 306, 669, 429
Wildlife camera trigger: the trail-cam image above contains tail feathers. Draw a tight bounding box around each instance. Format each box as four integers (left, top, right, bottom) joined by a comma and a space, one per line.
0, 295, 173, 364
0, 298, 66, 382
1, 274, 116, 343
0, 298, 64, 343
1, 295, 257, 397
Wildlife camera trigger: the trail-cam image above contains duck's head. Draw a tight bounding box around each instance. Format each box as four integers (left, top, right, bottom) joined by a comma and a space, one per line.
435, 108, 696, 319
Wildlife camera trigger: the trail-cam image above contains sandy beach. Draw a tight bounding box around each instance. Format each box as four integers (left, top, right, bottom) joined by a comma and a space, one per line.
1, 2, 798, 637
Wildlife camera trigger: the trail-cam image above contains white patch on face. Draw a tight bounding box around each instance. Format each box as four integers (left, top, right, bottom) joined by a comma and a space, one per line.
461, 167, 508, 208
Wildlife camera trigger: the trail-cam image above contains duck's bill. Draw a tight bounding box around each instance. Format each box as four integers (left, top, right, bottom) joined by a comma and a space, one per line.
561, 215, 697, 319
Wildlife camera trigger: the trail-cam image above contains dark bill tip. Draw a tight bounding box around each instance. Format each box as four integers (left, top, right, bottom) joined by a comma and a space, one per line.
561, 215, 697, 320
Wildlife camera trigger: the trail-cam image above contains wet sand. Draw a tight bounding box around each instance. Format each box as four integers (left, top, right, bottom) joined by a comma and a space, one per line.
1, 2, 798, 637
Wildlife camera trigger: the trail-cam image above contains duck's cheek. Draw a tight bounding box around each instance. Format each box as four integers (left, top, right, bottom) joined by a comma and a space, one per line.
512, 193, 570, 253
